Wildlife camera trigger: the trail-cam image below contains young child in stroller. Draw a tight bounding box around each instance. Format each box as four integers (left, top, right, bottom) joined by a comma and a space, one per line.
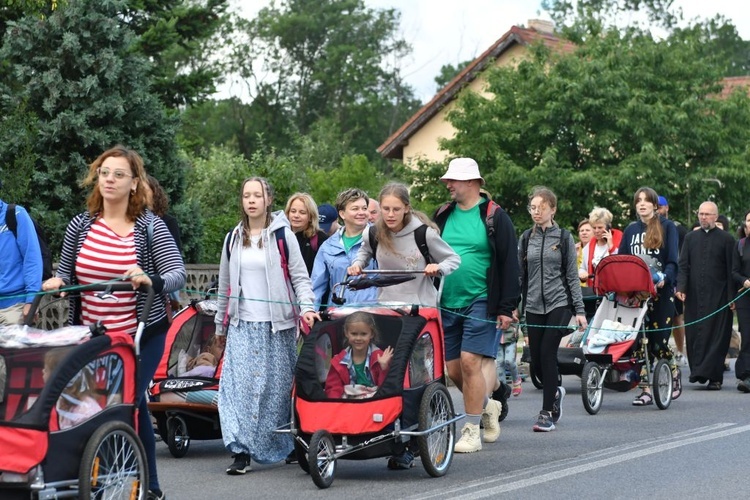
43, 347, 102, 429
159, 335, 225, 406
325, 311, 393, 399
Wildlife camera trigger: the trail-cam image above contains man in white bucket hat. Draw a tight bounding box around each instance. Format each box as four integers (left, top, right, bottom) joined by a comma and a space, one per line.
434, 158, 519, 453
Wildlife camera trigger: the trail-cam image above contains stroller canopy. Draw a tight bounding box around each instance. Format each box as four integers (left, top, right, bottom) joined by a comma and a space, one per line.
593, 255, 657, 297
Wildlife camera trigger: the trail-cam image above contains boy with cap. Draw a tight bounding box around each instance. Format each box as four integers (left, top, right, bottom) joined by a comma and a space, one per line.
318, 203, 340, 236
434, 158, 520, 452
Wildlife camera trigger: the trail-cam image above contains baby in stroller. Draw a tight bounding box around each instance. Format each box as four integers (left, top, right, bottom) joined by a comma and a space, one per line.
325, 311, 394, 399
43, 347, 102, 430
159, 335, 225, 405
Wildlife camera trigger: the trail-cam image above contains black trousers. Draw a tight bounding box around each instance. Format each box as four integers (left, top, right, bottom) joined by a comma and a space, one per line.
527, 306, 573, 411
735, 307, 750, 380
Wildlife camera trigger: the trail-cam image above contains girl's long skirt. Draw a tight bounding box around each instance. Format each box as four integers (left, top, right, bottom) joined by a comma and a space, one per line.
219, 320, 296, 464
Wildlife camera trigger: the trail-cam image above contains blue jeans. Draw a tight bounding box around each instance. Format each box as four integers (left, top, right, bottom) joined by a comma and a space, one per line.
136, 331, 167, 492
496, 341, 519, 383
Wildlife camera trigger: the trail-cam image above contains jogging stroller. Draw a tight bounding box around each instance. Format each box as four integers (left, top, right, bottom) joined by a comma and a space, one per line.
148, 298, 223, 458
278, 272, 462, 489
0, 283, 155, 499
579, 255, 674, 414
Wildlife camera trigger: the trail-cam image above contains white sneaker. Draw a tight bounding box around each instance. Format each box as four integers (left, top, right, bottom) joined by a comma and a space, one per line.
481, 399, 502, 443
454, 423, 481, 453
675, 352, 688, 367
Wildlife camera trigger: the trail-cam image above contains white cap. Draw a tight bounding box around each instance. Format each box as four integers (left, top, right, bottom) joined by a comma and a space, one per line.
440, 158, 485, 185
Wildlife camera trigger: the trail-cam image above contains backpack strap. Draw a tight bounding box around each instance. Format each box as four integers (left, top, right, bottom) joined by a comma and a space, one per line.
740, 237, 747, 258
413, 224, 431, 263
275, 227, 290, 280
484, 200, 500, 237
520, 228, 531, 301
368, 225, 379, 257
310, 233, 319, 253
5, 203, 17, 237
434, 202, 452, 222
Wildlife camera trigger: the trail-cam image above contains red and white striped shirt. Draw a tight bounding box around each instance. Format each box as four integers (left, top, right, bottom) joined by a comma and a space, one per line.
75, 219, 138, 334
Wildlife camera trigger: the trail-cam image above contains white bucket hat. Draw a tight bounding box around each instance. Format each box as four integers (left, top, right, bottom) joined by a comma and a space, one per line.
440, 157, 485, 185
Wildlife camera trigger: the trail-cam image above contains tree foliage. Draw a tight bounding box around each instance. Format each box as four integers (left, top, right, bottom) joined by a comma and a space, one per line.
122, 0, 231, 107
434, 60, 473, 91
0, 0, 189, 258
231, 0, 421, 160
432, 29, 750, 233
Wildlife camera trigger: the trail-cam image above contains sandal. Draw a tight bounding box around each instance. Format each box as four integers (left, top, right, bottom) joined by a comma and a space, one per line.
632, 391, 653, 406
512, 378, 522, 397
672, 367, 682, 400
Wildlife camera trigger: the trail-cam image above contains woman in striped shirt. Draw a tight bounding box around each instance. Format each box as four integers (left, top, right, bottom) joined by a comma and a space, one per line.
42, 145, 185, 500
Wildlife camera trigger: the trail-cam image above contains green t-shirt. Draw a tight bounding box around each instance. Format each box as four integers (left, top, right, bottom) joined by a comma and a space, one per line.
353, 360, 373, 386
441, 201, 491, 308
341, 232, 362, 254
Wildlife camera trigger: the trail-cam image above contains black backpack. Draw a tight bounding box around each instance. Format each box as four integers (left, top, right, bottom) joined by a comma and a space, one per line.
5, 203, 53, 281
368, 224, 432, 264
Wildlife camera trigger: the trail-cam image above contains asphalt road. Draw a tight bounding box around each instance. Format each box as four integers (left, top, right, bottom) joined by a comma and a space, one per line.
156, 361, 750, 499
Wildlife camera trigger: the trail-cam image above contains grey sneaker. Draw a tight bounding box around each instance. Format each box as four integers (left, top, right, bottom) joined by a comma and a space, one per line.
551, 386, 565, 423
533, 410, 555, 432
738, 378, 750, 393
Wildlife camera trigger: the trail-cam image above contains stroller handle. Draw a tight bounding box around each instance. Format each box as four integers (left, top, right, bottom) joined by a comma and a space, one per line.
26, 283, 155, 353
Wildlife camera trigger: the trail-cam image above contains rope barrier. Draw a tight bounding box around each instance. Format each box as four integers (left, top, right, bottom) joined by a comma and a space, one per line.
5, 278, 749, 337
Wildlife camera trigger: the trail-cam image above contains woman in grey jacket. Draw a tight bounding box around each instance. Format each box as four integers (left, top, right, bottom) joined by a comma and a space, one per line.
214, 177, 319, 475
520, 186, 586, 432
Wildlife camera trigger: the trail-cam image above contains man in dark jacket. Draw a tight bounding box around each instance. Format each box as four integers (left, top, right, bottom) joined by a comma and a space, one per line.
435, 158, 520, 453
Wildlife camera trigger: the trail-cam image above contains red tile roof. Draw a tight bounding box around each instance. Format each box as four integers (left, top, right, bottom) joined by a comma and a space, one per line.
719, 76, 750, 99
377, 25, 574, 160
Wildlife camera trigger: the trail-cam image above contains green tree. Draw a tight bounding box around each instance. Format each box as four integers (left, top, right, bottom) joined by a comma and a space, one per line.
0, 0, 188, 256
123, 0, 231, 107
1, 0, 230, 109
434, 60, 473, 91
435, 28, 750, 232
232, 0, 421, 159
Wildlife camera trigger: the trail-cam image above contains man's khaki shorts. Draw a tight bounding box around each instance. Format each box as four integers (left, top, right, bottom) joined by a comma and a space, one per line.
0, 302, 25, 326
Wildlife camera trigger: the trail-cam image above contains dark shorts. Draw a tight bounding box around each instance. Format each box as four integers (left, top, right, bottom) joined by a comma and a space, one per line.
442, 298, 499, 361
674, 298, 684, 316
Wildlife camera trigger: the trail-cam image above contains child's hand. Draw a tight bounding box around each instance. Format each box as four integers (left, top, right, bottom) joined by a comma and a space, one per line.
378, 346, 394, 369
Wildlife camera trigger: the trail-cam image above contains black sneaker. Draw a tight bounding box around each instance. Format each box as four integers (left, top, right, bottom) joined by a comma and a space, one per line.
387, 449, 415, 470
226, 453, 252, 475
738, 378, 750, 393
147, 490, 166, 500
492, 381, 512, 402
551, 386, 565, 423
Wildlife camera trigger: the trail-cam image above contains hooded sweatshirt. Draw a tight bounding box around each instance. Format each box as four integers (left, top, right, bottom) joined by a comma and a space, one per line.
352, 217, 460, 306
215, 211, 315, 333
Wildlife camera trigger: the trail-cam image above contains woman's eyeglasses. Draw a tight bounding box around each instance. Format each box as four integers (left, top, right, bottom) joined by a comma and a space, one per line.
97, 167, 133, 180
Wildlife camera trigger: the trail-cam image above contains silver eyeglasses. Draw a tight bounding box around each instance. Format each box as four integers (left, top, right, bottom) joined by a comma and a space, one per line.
97, 167, 134, 180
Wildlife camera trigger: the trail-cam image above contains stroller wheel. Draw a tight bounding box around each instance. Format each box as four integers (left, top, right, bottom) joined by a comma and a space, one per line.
652, 359, 673, 410
417, 383, 456, 477
167, 416, 191, 458
79, 421, 148, 499
309, 430, 336, 489
581, 362, 603, 415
